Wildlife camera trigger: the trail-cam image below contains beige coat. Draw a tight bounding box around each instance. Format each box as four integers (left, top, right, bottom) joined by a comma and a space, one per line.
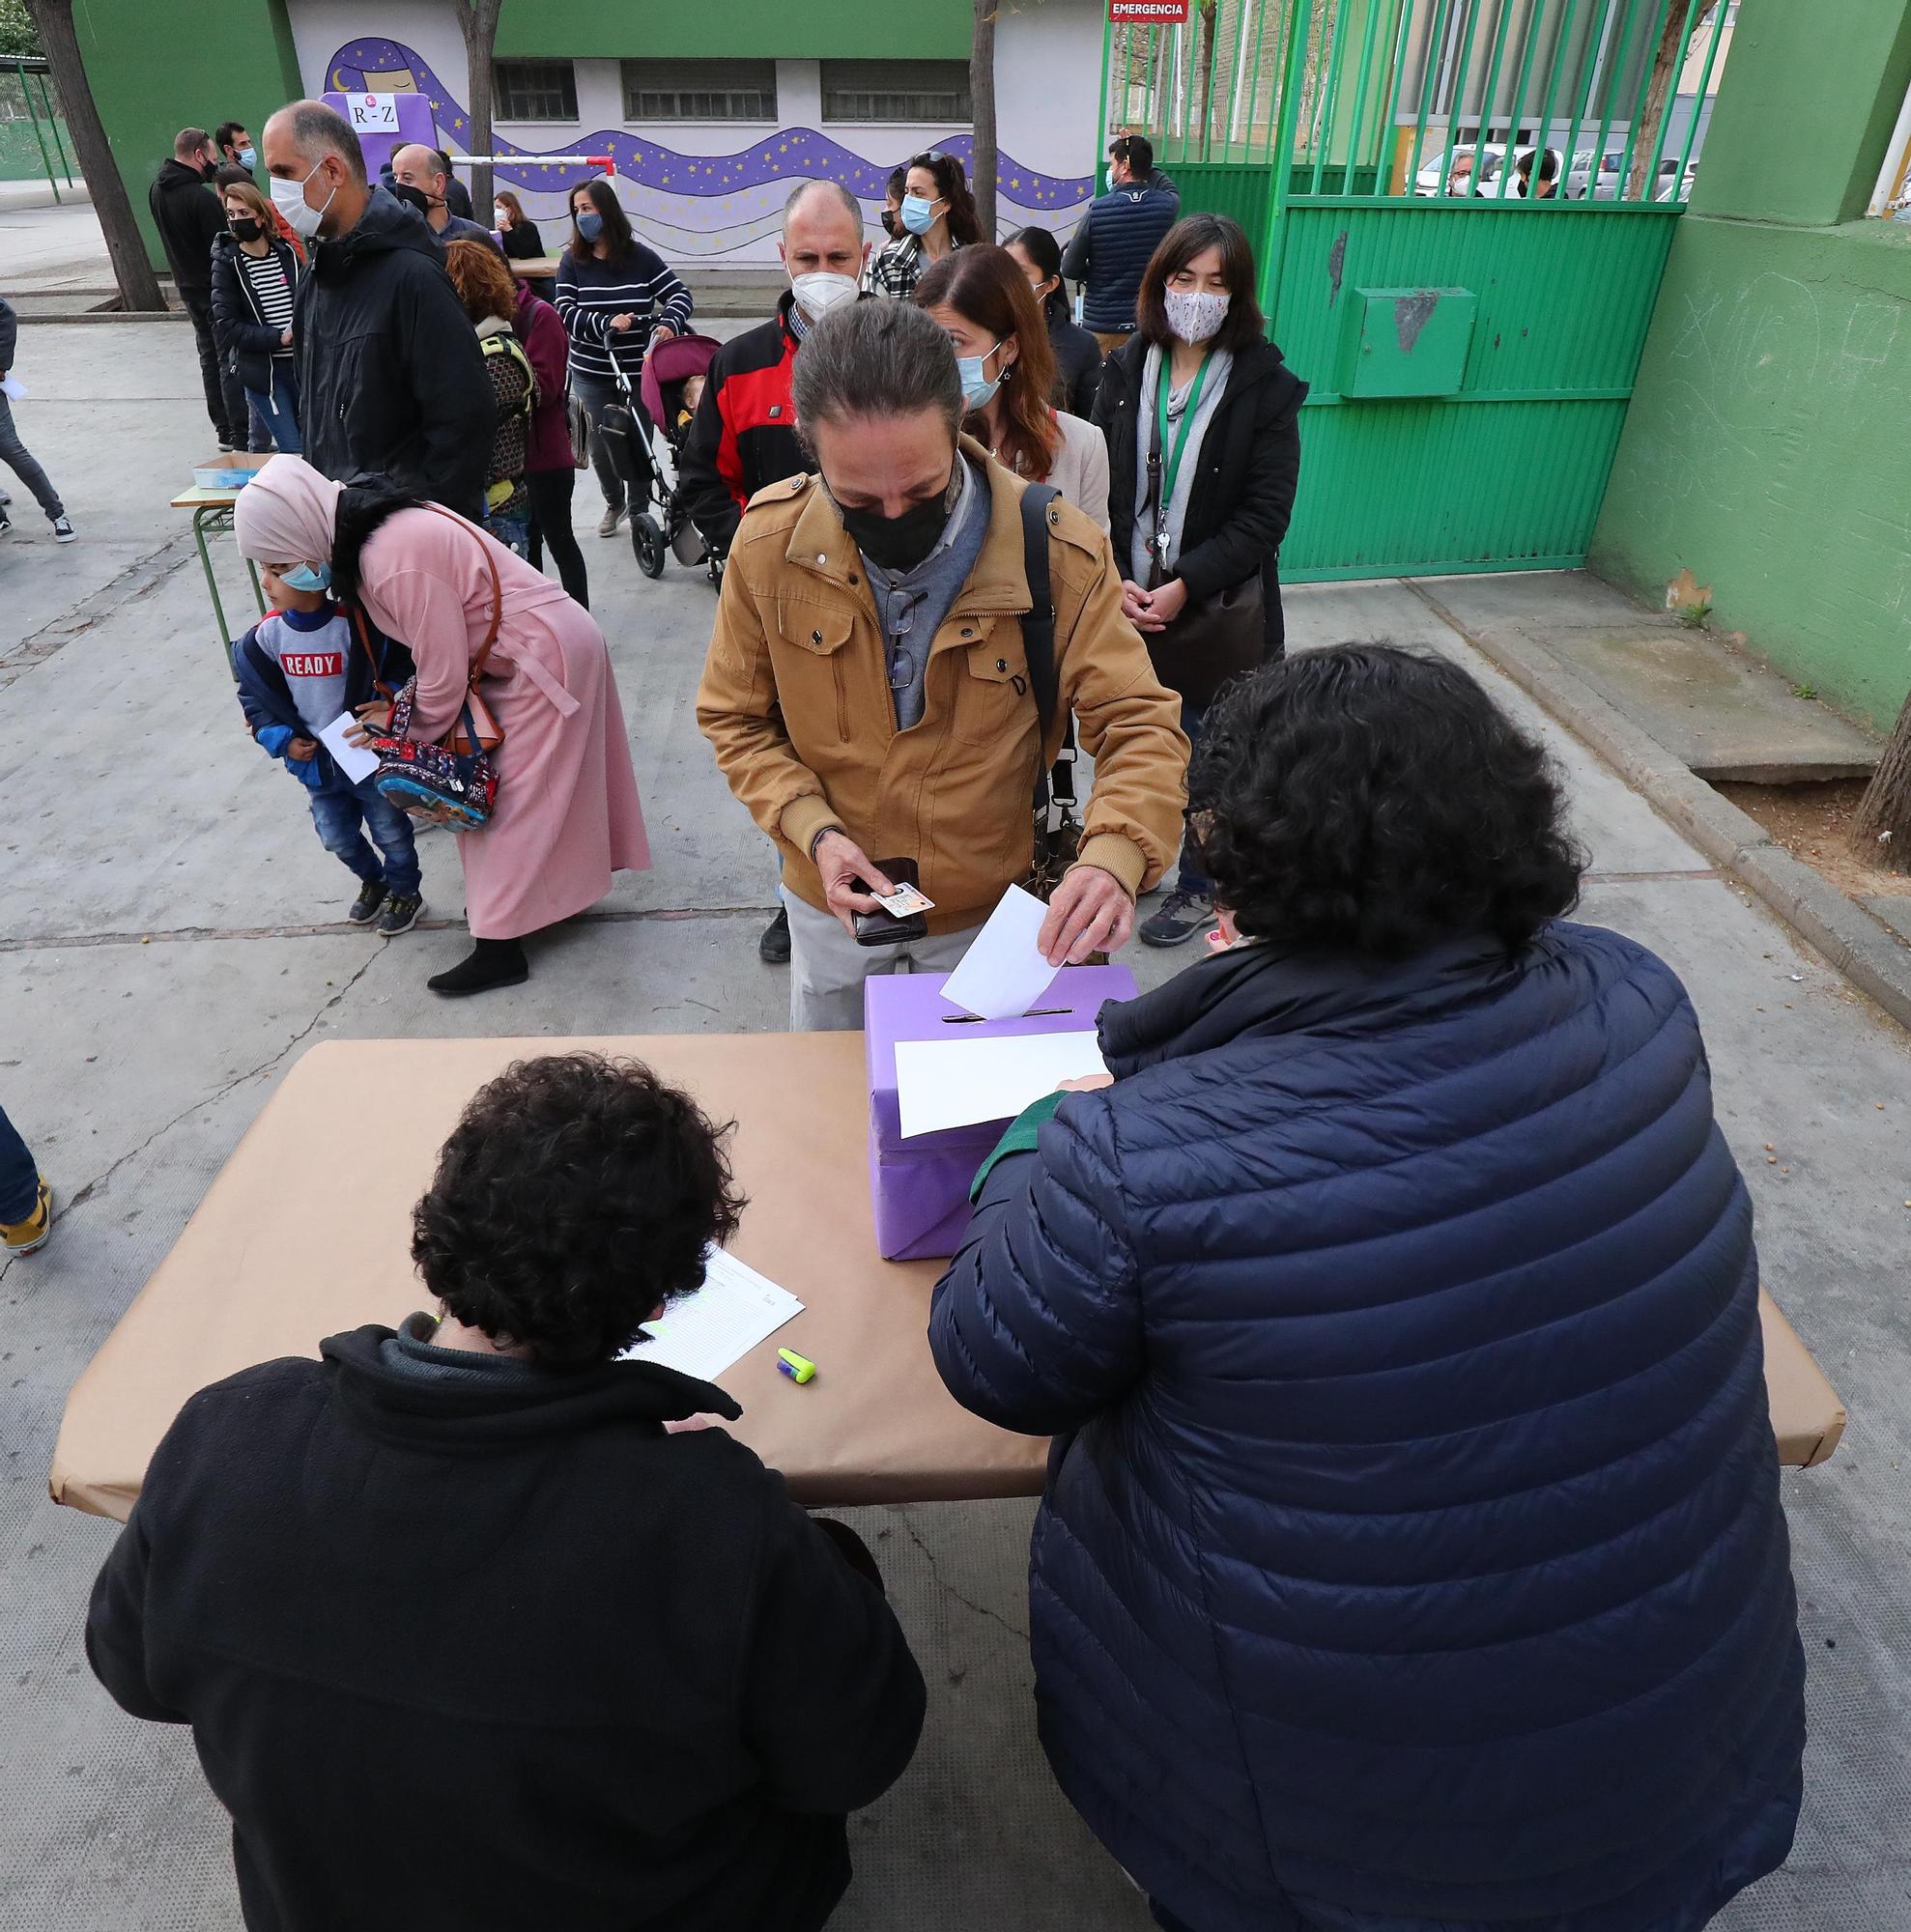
1041, 410, 1112, 532
697, 437, 1188, 936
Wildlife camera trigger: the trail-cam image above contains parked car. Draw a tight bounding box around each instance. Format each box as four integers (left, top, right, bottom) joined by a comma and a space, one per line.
1567, 150, 1695, 201
1412, 144, 1505, 196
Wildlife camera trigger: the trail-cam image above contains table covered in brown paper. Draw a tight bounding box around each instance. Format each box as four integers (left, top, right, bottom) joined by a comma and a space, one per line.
49, 1033, 1845, 1523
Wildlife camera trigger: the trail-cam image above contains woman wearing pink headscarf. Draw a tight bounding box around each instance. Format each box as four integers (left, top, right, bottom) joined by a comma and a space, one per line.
235, 456, 649, 994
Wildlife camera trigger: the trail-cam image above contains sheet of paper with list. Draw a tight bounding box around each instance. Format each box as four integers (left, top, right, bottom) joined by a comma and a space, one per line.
619, 1247, 803, 1381
940, 884, 1061, 1021
896, 1031, 1106, 1139
316, 711, 382, 784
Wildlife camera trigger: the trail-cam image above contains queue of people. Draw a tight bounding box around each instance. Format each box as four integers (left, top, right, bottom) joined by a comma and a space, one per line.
69, 91, 1814, 1932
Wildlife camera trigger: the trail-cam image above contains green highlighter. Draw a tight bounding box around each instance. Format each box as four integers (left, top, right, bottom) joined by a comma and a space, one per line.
777, 1348, 816, 1384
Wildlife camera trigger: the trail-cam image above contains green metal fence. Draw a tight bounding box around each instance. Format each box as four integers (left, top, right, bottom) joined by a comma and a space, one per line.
1108, 0, 1734, 579
0, 58, 75, 197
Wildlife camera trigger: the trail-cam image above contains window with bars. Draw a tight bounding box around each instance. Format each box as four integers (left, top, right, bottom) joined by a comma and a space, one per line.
621, 60, 778, 122
493, 60, 578, 123
820, 60, 972, 124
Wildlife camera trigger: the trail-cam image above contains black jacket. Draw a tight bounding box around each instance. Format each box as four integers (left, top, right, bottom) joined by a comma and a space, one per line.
1044, 298, 1103, 420
294, 185, 496, 518
679, 292, 808, 554
210, 233, 302, 392
1096, 331, 1307, 673
147, 157, 225, 293
86, 1323, 927, 1932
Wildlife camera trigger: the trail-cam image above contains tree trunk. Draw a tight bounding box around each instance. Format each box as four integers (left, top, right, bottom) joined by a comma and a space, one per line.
1626, 1, 1711, 200
1852, 691, 1911, 861
24, 0, 162, 310
971, 0, 997, 240
452, 0, 504, 216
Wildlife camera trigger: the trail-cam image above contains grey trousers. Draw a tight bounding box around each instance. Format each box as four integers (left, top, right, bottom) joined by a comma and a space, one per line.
784, 894, 980, 1033
0, 394, 63, 521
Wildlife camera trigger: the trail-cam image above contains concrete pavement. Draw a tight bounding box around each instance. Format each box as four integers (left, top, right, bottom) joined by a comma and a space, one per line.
2, 314, 1908, 1930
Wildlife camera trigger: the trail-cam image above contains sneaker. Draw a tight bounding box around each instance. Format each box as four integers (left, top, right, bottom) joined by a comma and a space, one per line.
2, 1178, 53, 1255
597, 503, 626, 538
1139, 889, 1216, 949
757, 905, 791, 965
375, 891, 423, 937
51, 516, 76, 544
0, 513, 11, 538
216, 435, 240, 453
347, 879, 387, 925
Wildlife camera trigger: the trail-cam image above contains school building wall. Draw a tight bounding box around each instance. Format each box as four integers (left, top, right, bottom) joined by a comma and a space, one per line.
1590, 0, 1911, 732
76, 0, 1105, 275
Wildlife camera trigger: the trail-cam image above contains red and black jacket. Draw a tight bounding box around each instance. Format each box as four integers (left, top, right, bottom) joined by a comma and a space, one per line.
679, 292, 810, 555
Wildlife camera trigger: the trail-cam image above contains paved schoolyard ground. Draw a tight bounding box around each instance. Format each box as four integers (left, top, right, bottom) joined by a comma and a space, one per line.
1, 313, 1907, 1931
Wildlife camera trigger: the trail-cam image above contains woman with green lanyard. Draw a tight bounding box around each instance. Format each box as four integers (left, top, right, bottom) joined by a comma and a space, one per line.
1094, 213, 1307, 948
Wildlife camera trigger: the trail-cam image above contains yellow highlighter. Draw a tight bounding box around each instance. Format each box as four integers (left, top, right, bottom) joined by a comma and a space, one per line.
777, 1348, 817, 1384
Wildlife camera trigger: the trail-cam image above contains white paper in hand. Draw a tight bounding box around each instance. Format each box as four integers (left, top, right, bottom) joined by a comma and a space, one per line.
896, 1031, 1106, 1138
0, 376, 24, 401
317, 711, 381, 784
940, 884, 1060, 1021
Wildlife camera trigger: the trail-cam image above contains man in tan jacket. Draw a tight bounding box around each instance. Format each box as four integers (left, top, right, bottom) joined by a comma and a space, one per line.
698, 298, 1189, 1031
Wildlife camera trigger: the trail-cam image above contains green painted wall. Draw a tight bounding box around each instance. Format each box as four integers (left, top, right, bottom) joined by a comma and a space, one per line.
1591, 0, 1911, 730
495, 0, 971, 60
74, 0, 302, 271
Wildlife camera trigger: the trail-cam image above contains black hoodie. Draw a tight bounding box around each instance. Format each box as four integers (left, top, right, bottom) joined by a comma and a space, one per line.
87, 1322, 927, 1932
293, 185, 496, 518
148, 156, 225, 294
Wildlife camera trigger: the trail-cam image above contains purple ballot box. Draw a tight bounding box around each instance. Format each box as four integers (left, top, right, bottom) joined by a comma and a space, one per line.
865, 965, 1138, 1262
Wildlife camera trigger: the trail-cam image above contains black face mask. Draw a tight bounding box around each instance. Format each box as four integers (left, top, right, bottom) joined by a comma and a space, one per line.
880, 208, 900, 239
229, 215, 263, 242
830, 468, 956, 575
390, 182, 436, 216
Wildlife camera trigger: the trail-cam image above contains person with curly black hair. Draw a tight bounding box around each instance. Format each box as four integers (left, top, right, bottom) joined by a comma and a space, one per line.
930, 645, 1804, 1932
87, 1054, 927, 1932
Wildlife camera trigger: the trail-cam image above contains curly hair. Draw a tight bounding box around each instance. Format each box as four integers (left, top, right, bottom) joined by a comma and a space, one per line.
411, 1055, 747, 1371
1190, 644, 1584, 956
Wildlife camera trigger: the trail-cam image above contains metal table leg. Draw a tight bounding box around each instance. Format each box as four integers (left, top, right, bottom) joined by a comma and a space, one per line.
192, 504, 267, 682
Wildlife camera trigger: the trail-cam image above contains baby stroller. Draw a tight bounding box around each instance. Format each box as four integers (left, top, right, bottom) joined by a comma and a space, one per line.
594, 330, 724, 583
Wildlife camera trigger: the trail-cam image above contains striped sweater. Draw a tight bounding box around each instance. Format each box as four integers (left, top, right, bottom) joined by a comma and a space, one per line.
555, 242, 693, 383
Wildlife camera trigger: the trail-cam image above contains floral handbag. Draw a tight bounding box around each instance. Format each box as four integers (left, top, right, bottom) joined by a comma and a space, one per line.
363, 511, 507, 830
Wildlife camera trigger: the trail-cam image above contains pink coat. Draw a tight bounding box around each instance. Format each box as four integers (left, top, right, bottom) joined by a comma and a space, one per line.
513, 283, 575, 475
359, 508, 649, 938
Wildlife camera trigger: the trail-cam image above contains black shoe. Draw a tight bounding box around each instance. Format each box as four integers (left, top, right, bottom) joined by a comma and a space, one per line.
428, 937, 528, 996
376, 892, 423, 937
1139, 889, 1215, 949
216, 435, 240, 453
348, 879, 387, 924
0, 513, 11, 538
758, 905, 791, 965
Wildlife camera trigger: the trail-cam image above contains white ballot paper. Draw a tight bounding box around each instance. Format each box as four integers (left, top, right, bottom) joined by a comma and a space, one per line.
940, 884, 1061, 1021
620, 1247, 803, 1380
316, 711, 382, 784
0, 376, 24, 400
896, 1031, 1107, 1139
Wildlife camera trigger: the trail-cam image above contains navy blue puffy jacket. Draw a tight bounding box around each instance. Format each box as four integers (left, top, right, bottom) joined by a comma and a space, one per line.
1061, 183, 1181, 332
930, 925, 1804, 1932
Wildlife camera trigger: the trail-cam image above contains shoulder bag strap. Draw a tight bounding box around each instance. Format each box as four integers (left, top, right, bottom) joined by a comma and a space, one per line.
419, 501, 504, 688
348, 602, 396, 701
1017, 483, 1079, 810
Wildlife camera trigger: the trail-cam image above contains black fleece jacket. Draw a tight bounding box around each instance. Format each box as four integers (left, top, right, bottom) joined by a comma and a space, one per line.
294, 185, 495, 517
87, 1323, 927, 1932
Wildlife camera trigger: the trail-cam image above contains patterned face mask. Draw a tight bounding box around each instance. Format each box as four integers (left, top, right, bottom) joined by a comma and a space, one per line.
1163, 288, 1231, 345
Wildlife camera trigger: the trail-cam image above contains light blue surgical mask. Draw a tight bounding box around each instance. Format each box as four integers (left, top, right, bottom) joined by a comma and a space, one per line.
281, 561, 331, 592
238, 145, 258, 170
956, 339, 1007, 412
899, 192, 938, 236
576, 209, 605, 242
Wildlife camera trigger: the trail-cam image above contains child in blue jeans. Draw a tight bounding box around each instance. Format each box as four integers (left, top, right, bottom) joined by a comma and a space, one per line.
232, 566, 425, 935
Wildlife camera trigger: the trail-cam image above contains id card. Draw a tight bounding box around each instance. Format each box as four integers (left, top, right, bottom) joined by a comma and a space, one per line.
871, 882, 935, 919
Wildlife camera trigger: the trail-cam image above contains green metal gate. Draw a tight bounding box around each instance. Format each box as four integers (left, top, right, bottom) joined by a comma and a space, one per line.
1106, 0, 1732, 580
